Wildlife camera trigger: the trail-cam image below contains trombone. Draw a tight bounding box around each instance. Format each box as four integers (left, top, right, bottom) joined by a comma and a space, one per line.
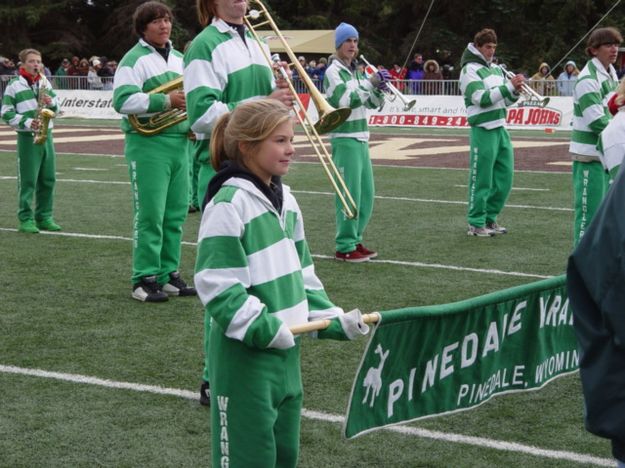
499, 64, 550, 108
128, 76, 187, 135
244, 0, 358, 219
360, 55, 416, 112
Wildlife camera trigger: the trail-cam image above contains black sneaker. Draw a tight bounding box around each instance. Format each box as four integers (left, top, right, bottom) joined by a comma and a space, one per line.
162, 271, 197, 297
199, 380, 210, 406
132, 275, 169, 302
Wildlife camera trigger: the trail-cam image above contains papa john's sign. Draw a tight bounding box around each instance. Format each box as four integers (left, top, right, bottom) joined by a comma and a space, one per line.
366, 95, 573, 131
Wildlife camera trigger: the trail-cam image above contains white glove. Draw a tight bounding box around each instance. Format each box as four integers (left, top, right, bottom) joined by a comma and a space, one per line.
267, 323, 296, 349
338, 308, 370, 339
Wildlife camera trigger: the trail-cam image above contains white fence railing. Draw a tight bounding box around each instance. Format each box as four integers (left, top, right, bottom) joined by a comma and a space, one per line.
0, 75, 575, 99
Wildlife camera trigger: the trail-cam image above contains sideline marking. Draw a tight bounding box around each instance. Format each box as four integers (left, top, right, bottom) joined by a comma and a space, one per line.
0, 228, 551, 279
0, 364, 612, 467
0, 178, 573, 213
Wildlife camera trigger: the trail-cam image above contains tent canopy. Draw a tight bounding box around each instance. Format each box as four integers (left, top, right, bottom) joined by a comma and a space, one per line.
256, 30, 335, 55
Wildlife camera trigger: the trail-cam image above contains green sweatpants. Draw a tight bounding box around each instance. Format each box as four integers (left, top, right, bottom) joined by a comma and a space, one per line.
202, 309, 211, 382
331, 137, 374, 253
572, 160, 610, 246
125, 132, 190, 284
209, 325, 302, 468
188, 138, 203, 209
16, 132, 56, 222
467, 126, 514, 227
198, 139, 215, 383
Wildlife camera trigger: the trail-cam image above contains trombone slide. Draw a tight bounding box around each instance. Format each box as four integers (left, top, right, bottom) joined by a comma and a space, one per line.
245, 0, 358, 219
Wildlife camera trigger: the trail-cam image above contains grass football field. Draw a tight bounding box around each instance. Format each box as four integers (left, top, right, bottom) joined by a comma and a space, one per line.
0, 123, 613, 467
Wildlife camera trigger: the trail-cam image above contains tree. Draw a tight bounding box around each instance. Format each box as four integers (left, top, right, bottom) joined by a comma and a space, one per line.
1, 0, 624, 77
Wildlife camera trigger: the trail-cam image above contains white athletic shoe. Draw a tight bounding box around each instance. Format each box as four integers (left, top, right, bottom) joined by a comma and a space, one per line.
467, 225, 495, 237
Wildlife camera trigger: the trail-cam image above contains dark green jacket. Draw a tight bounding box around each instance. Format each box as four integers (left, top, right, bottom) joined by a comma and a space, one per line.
567, 164, 625, 460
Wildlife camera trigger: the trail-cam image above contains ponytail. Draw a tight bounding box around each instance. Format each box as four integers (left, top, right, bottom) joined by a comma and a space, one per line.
210, 112, 231, 170
196, 0, 217, 28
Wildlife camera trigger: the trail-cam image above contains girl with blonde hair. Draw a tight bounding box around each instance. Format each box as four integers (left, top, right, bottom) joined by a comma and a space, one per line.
194, 98, 368, 467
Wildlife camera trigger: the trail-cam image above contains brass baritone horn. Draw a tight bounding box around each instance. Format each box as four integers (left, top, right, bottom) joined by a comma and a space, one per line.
128, 76, 186, 135
244, 0, 359, 219
360, 55, 416, 111
499, 64, 550, 108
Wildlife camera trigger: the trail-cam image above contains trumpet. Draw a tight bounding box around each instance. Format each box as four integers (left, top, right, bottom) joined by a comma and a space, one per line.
244, 0, 358, 219
499, 64, 550, 108
128, 76, 186, 135
360, 55, 416, 112
34, 73, 55, 145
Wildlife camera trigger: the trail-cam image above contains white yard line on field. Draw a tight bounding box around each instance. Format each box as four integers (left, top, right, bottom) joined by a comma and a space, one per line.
293, 190, 573, 212
0, 364, 612, 467
0, 177, 573, 213
453, 184, 550, 192
0, 228, 551, 279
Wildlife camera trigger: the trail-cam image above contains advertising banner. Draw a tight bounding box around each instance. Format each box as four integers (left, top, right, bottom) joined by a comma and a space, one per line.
54, 90, 573, 132
56, 90, 118, 119
367, 96, 573, 131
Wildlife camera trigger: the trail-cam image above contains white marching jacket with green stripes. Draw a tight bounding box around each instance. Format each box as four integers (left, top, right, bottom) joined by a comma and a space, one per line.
599, 109, 625, 172
323, 57, 384, 141
569, 58, 618, 158
112, 39, 189, 134
195, 177, 359, 349
183, 18, 275, 143
459, 43, 519, 129
1, 76, 59, 132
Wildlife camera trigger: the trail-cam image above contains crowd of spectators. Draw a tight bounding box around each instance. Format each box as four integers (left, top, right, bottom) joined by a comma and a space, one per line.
2, 50, 625, 98
289, 51, 625, 98
0, 54, 118, 90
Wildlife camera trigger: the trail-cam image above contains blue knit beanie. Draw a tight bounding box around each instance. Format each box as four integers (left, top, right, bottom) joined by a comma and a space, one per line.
335, 22, 359, 49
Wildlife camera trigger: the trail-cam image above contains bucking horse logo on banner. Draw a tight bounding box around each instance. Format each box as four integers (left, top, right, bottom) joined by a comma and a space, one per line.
362, 344, 389, 407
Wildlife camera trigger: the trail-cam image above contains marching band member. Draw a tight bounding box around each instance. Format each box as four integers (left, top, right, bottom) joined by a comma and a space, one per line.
183, 0, 293, 208
569, 27, 622, 245
323, 22, 388, 262
459, 28, 524, 237
113, 1, 196, 302
183, 0, 293, 406
1, 48, 61, 234
194, 98, 369, 467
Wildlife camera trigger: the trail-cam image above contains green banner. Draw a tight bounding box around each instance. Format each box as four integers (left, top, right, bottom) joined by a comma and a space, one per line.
344, 275, 575, 438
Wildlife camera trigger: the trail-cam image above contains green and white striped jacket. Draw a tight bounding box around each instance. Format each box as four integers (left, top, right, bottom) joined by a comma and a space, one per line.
569, 58, 618, 158
112, 39, 189, 134
1, 75, 59, 132
323, 57, 383, 141
183, 18, 275, 143
459, 43, 519, 129
195, 178, 346, 349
